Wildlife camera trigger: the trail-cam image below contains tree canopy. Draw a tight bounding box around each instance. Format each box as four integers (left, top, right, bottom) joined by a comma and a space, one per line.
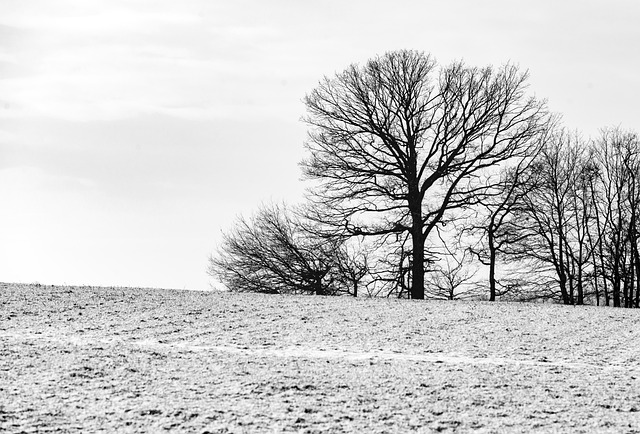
302, 50, 548, 299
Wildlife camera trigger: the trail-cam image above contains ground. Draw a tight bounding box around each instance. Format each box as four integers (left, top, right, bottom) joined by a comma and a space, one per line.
1, 283, 640, 433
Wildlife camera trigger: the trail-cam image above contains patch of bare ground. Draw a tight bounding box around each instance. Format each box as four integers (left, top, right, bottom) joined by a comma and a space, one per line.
2, 282, 640, 432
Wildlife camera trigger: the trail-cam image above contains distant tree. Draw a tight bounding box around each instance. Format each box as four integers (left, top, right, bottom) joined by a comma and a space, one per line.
208, 203, 353, 295
494, 126, 640, 308
510, 130, 596, 304
331, 237, 372, 297
465, 141, 544, 301
302, 50, 549, 299
424, 246, 479, 300
591, 128, 640, 307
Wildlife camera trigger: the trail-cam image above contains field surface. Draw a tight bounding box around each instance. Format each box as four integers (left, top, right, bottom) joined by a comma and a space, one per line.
2, 283, 640, 433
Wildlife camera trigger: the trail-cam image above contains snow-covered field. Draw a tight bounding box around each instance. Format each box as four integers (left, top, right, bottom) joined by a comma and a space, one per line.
2, 283, 640, 433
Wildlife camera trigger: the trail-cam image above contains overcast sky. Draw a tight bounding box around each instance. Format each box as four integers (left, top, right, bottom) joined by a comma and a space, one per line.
1, 0, 639, 290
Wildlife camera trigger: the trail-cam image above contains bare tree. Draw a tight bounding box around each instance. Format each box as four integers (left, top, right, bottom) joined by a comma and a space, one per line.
591, 128, 640, 307
465, 145, 543, 301
332, 237, 373, 297
302, 50, 548, 299
501, 126, 640, 308
424, 245, 479, 300
510, 130, 597, 304
208, 203, 350, 295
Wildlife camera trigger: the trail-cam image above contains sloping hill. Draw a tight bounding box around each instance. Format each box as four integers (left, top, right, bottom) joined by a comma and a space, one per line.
2, 283, 639, 432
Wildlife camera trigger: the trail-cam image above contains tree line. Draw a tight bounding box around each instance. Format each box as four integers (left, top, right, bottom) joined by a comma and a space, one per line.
208, 50, 640, 307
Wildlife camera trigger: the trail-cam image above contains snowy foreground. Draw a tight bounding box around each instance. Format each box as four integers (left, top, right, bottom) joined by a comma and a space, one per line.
2, 284, 640, 433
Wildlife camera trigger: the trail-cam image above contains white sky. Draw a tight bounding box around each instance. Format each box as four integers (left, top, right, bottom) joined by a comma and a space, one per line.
1, 0, 639, 290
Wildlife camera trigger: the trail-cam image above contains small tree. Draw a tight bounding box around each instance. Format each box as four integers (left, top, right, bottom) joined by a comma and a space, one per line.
465, 149, 543, 301
208, 203, 348, 295
424, 249, 479, 300
332, 237, 372, 297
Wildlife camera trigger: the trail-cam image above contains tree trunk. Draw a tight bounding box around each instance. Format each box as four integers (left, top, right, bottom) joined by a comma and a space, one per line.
557, 245, 571, 304
633, 198, 640, 308
576, 273, 584, 305
593, 185, 610, 306
623, 247, 631, 308
634, 240, 640, 308
559, 273, 570, 304
576, 242, 584, 305
612, 240, 622, 307
556, 213, 572, 305
408, 175, 425, 300
630, 215, 639, 308
314, 274, 326, 296
612, 270, 621, 307
628, 271, 634, 308
586, 221, 600, 306
488, 229, 497, 301
613, 209, 623, 307
411, 228, 425, 299
601, 252, 610, 306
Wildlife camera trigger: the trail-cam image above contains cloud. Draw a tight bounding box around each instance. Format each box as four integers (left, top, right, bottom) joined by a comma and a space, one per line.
0, 1, 295, 122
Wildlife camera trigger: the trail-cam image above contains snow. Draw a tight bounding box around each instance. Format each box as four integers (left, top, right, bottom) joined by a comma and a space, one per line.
1, 283, 640, 432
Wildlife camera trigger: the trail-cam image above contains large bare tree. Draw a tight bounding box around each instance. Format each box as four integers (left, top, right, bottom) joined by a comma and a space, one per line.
301, 50, 548, 299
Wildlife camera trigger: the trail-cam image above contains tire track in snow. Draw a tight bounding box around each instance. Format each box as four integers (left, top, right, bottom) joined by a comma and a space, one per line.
2, 331, 630, 372
162, 341, 615, 370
